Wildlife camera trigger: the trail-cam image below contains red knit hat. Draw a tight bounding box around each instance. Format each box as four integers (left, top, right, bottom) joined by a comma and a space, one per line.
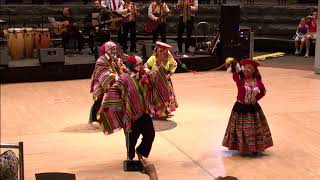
240, 59, 260, 68
126, 55, 143, 69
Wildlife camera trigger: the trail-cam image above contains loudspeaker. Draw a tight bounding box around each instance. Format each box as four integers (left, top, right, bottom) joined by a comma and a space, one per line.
218, 5, 241, 63
219, 5, 240, 45
0, 47, 10, 66
238, 27, 251, 60
39, 48, 65, 64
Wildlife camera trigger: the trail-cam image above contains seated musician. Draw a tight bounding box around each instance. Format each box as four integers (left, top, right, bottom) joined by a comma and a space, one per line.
86, 0, 110, 55
148, 0, 170, 45
55, 7, 84, 54
118, 0, 139, 53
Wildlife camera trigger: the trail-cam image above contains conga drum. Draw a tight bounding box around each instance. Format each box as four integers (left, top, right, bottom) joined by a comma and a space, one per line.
22, 28, 35, 58
34, 28, 51, 49
7, 28, 25, 60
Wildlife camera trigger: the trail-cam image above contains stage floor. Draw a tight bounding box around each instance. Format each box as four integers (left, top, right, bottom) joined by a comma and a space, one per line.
1, 54, 320, 180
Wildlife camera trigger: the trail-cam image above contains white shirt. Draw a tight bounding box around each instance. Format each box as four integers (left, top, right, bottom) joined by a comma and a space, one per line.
101, 0, 124, 12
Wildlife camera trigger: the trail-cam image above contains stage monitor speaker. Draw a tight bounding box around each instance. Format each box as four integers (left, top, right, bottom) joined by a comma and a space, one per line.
219, 5, 240, 45
39, 48, 65, 64
0, 47, 10, 66
238, 26, 251, 60
218, 4, 241, 63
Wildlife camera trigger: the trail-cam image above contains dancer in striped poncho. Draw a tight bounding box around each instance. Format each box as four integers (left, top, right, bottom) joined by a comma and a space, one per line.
222, 58, 273, 155
97, 55, 172, 161
89, 41, 126, 124
145, 41, 178, 119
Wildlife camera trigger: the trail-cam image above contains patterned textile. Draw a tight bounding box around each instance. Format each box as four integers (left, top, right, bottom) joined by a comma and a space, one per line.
222, 102, 273, 152
178, 0, 198, 19
98, 67, 173, 135
120, 2, 137, 22
90, 54, 124, 100
145, 55, 178, 116
142, 67, 172, 118
0, 150, 19, 180
168, 78, 178, 112
98, 74, 145, 135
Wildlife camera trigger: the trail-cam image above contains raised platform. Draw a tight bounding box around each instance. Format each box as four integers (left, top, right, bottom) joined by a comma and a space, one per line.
0, 53, 220, 83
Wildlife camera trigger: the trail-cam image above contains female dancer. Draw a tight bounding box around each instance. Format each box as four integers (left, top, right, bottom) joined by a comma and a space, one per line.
144, 41, 178, 118
222, 58, 273, 155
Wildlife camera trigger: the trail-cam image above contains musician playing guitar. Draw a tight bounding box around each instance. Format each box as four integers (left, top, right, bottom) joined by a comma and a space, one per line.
177, 0, 198, 54
86, 0, 110, 54
55, 7, 84, 54
101, 0, 124, 43
118, 0, 140, 53
148, 0, 171, 45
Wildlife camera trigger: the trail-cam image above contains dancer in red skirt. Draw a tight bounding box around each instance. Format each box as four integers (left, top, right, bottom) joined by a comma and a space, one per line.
222, 58, 273, 155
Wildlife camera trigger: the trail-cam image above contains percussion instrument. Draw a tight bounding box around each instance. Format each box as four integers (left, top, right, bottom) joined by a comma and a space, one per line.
6, 28, 24, 60
21, 27, 34, 58
34, 28, 50, 49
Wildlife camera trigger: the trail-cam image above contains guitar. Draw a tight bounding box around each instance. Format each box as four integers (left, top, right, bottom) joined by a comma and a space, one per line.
48, 17, 71, 35
53, 21, 70, 35
108, 3, 146, 31
94, 15, 124, 31
144, 6, 176, 33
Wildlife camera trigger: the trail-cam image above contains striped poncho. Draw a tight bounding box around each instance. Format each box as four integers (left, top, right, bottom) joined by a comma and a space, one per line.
98, 73, 146, 135
145, 54, 179, 114
142, 67, 172, 118
98, 67, 172, 135
90, 54, 125, 100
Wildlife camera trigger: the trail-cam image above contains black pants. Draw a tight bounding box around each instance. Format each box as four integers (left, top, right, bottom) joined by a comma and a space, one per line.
89, 30, 110, 52
89, 98, 102, 123
5, 0, 22, 3
127, 113, 155, 160
213, 0, 226, 4
278, 0, 286, 4
62, 30, 83, 52
122, 21, 137, 52
153, 22, 167, 44
178, 16, 194, 53
32, 0, 44, 4
246, 0, 254, 4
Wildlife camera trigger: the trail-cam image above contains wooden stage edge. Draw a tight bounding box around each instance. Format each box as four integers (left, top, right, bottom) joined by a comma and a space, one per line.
0, 54, 221, 84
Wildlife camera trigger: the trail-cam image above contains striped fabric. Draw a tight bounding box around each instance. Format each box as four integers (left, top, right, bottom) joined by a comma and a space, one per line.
98, 74, 145, 135
98, 67, 174, 135
222, 102, 273, 152
90, 54, 125, 100
142, 66, 173, 118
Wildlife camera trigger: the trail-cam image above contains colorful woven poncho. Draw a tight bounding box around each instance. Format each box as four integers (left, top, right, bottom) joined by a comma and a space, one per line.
90, 54, 125, 100
141, 66, 172, 118
98, 74, 145, 135
98, 67, 173, 135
